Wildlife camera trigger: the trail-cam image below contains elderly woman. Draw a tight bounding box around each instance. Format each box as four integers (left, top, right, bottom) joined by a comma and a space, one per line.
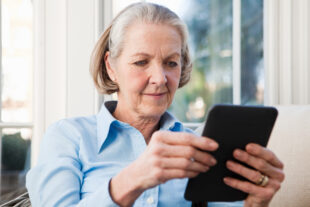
26, 2, 284, 207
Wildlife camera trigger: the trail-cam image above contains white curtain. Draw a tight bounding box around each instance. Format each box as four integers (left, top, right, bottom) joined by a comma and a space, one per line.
265, 0, 310, 105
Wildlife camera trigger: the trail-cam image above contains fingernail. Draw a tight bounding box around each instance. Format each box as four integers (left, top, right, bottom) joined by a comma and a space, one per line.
209, 141, 218, 148
247, 143, 254, 150
223, 177, 231, 184
211, 158, 217, 165
226, 161, 233, 168
234, 150, 242, 157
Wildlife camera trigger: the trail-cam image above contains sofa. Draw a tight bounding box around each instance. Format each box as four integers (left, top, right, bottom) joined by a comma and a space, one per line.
1, 105, 309, 207
267, 105, 310, 207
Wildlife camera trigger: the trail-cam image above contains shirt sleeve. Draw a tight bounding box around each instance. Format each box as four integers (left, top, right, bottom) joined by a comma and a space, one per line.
26, 120, 118, 207
208, 201, 244, 207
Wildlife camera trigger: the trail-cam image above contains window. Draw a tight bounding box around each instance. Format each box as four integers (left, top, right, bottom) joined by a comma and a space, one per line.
111, 0, 264, 126
154, 0, 234, 123
0, 0, 33, 197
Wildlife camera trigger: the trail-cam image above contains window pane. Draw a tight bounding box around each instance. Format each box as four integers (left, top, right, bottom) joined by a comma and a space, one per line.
241, 0, 264, 104
148, 0, 233, 122
1, 0, 33, 123
1, 128, 31, 196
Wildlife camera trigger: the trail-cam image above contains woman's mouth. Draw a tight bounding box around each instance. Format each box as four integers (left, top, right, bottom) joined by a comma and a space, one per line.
144, 92, 166, 96
143, 92, 167, 99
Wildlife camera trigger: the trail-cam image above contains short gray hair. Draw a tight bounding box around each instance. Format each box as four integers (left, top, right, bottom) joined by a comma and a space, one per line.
90, 2, 192, 94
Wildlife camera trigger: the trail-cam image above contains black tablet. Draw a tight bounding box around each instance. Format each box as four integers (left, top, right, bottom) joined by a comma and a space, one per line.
184, 104, 278, 202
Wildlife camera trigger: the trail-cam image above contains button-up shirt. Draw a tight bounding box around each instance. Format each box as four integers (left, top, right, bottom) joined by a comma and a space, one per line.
26, 101, 243, 207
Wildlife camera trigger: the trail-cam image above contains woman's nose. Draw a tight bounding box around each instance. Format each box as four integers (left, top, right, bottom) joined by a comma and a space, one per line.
149, 64, 167, 85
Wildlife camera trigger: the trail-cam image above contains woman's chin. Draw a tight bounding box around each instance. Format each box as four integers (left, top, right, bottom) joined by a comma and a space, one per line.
141, 105, 168, 118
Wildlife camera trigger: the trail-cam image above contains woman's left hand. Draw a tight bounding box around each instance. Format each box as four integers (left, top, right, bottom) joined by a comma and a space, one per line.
223, 143, 285, 207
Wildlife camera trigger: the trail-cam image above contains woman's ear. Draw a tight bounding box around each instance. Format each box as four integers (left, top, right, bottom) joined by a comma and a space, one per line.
104, 51, 116, 82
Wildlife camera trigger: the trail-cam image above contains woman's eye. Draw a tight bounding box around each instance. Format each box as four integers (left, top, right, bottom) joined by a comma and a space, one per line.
166, 61, 178, 67
134, 60, 148, 66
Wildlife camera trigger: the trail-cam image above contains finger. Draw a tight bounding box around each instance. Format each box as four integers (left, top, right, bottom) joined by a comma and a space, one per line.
226, 160, 281, 189
233, 149, 285, 181
160, 157, 210, 172
223, 177, 275, 200
159, 144, 217, 167
152, 131, 218, 152
226, 160, 262, 184
246, 143, 284, 169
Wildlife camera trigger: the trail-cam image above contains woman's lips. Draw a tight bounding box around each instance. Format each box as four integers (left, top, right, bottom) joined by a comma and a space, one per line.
143, 92, 167, 99
144, 92, 166, 96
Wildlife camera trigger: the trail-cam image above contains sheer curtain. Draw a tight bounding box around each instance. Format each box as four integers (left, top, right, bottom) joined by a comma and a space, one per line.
265, 0, 310, 105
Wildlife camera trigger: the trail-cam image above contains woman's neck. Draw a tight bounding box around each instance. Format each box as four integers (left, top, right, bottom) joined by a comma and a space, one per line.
113, 106, 161, 144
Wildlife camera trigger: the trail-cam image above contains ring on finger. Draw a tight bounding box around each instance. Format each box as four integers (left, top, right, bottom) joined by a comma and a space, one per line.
256, 173, 269, 187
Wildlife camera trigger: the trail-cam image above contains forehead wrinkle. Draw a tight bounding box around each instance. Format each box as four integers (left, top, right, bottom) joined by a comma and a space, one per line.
122, 23, 182, 60
130, 51, 180, 60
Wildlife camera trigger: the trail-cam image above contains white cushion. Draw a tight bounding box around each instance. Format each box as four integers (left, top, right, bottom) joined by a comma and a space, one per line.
268, 105, 310, 207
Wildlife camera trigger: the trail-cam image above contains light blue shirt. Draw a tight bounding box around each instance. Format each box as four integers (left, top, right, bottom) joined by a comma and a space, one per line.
26, 101, 243, 207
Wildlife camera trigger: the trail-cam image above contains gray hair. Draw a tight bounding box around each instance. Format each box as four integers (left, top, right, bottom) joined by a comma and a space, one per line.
90, 2, 192, 94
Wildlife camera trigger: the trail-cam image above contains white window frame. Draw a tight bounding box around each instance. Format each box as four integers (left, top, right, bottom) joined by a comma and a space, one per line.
232, 0, 241, 105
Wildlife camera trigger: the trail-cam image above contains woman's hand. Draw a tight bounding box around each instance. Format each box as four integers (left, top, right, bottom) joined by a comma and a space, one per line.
131, 131, 218, 189
109, 131, 218, 206
223, 143, 285, 207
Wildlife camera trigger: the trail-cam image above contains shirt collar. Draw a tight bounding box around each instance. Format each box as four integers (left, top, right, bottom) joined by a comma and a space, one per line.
96, 101, 118, 153
96, 101, 183, 153
159, 110, 183, 131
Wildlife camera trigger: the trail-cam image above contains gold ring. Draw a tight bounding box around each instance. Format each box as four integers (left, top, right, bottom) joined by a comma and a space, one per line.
256, 174, 269, 187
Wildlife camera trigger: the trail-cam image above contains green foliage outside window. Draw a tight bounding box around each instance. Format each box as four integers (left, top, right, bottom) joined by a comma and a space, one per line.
2, 133, 30, 171
169, 0, 233, 122
168, 0, 263, 122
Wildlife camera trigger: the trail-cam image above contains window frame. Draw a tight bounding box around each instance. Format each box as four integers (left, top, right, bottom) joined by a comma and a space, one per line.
0, 0, 34, 196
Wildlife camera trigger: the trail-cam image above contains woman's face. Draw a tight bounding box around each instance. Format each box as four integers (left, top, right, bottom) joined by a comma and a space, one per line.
107, 22, 182, 119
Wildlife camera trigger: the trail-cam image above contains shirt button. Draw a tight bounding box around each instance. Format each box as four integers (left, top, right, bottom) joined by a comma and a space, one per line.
147, 196, 154, 204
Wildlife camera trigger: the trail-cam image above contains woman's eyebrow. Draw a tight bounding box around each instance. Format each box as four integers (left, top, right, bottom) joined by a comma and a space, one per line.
166, 52, 181, 59
130, 52, 152, 58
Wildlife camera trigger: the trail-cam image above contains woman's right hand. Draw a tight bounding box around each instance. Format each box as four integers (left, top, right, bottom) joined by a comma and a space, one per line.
109, 131, 218, 206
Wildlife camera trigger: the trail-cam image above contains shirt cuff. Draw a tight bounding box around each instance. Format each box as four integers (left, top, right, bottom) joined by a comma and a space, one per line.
81, 178, 118, 207
208, 200, 244, 207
